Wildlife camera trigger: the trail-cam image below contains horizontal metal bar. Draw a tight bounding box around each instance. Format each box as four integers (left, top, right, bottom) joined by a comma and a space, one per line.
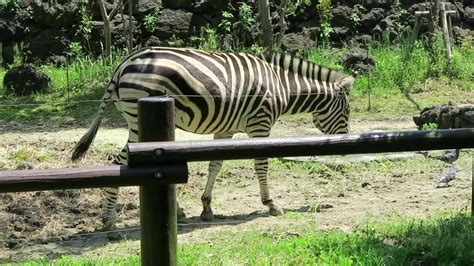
128, 129, 474, 165
0, 164, 188, 193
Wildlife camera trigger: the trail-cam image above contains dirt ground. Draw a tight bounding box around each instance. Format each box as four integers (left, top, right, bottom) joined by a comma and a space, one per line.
0, 116, 472, 262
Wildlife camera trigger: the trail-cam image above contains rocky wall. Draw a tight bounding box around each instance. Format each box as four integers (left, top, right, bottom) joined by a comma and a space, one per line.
0, 0, 472, 63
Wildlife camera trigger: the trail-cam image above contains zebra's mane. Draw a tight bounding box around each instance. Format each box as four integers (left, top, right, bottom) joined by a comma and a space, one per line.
262, 52, 345, 84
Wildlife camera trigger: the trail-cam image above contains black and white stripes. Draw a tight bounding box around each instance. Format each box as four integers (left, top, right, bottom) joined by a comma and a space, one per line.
72, 47, 354, 228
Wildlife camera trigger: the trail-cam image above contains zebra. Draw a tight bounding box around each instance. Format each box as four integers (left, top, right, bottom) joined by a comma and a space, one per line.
71, 47, 354, 230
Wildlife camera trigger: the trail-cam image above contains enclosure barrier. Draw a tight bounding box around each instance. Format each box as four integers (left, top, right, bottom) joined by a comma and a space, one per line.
0, 97, 473, 266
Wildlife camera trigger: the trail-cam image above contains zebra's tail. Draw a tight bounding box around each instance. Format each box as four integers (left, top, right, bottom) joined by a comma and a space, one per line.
71, 83, 115, 161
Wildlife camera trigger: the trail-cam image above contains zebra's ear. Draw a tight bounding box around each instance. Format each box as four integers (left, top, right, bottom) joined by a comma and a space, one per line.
337, 76, 355, 93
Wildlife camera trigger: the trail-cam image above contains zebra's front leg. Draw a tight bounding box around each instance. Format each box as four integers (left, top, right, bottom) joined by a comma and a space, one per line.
201, 160, 224, 221
200, 132, 233, 221
255, 158, 284, 216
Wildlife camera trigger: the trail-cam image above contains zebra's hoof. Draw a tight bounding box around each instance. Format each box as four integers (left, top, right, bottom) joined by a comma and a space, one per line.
269, 205, 284, 216
200, 210, 214, 221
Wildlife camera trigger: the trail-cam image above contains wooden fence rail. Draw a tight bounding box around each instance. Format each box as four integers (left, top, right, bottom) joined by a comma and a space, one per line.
128, 128, 474, 164
0, 97, 473, 266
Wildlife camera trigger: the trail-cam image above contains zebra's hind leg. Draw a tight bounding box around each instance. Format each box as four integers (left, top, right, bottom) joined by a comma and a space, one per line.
248, 129, 284, 216
200, 132, 233, 221
99, 146, 128, 240
255, 158, 284, 216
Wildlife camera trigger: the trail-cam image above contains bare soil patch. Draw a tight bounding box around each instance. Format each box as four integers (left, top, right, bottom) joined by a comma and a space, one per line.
0, 116, 472, 262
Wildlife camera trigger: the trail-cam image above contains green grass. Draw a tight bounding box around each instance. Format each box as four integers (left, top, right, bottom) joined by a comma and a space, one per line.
0, 52, 128, 127
14, 212, 474, 265
0, 42, 472, 126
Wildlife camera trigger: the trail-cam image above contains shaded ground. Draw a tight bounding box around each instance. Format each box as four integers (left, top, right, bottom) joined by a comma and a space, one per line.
0, 116, 472, 262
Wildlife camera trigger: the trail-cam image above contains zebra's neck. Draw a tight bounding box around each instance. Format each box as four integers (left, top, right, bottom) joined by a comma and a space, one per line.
263, 52, 345, 115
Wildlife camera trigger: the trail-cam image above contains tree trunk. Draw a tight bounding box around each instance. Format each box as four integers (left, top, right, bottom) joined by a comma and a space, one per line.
128, 0, 133, 53
257, 0, 273, 50
275, 0, 289, 50
97, 0, 112, 58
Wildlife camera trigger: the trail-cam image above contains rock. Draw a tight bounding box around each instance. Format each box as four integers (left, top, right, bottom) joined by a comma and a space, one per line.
452, 26, 473, 42
23, 28, 70, 64
331, 5, 353, 27
281, 33, 315, 53
30, 0, 81, 28
111, 14, 140, 49
193, 0, 228, 13
2, 43, 15, 65
162, 0, 192, 10
331, 27, 351, 42
302, 26, 321, 41
153, 9, 193, 39
134, 0, 160, 16
145, 35, 166, 46
339, 50, 376, 75
465, 5, 474, 23
413, 103, 474, 129
0, 5, 31, 43
361, 8, 386, 28
363, 0, 394, 8
3, 65, 50, 96
348, 34, 373, 47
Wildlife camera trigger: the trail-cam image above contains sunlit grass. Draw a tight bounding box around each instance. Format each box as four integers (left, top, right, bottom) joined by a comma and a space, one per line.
14, 212, 473, 265
0, 42, 472, 126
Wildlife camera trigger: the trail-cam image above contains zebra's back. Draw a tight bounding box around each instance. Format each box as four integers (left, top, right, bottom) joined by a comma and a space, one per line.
113, 47, 287, 135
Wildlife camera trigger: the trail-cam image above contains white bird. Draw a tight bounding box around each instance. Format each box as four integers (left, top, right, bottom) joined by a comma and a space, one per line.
442, 149, 460, 164
437, 163, 456, 187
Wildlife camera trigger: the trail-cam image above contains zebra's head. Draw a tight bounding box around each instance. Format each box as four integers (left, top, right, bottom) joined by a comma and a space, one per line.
312, 76, 354, 134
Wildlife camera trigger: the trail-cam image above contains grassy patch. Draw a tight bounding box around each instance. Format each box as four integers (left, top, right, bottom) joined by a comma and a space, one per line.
0, 43, 472, 126
14, 212, 473, 265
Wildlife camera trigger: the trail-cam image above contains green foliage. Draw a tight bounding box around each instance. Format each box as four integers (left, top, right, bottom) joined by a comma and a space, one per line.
350, 4, 366, 29
421, 122, 439, 130
19, 212, 472, 265
167, 34, 185, 47
285, 0, 312, 16
143, 6, 161, 34
391, 0, 408, 34
0, 0, 20, 9
190, 26, 219, 51
68, 42, 83, 57
238, 2, 256, 34
317, 0, 333, 44
77, 3, 93, 51
218, 11, 234, 34
11, 148, 51, 165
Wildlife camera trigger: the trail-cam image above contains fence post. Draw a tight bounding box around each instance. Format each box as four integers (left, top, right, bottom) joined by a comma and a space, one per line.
138, 97, 177, 266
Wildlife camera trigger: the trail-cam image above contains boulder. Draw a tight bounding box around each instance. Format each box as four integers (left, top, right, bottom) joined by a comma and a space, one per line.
339, 50, 376, 75
452, 26, 473, 42
361, 8, 386, 28
193, 0, 228, 13
153, 9, 193, 39
2, 43, 15, 65
413, 103, 474, 129
30, 0, 81, 28
281, 33, 315, 53
331, 5, 353, 27
111, 14, 140, 48
162, 0, 192, 10
362, 0, 394, 8
3, 65, 50, 96
331, 27, 351, 42
348, 34, 373, 47
465, 5, 474, 23
23, 29, 70, 64
0, 5, 31, 43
